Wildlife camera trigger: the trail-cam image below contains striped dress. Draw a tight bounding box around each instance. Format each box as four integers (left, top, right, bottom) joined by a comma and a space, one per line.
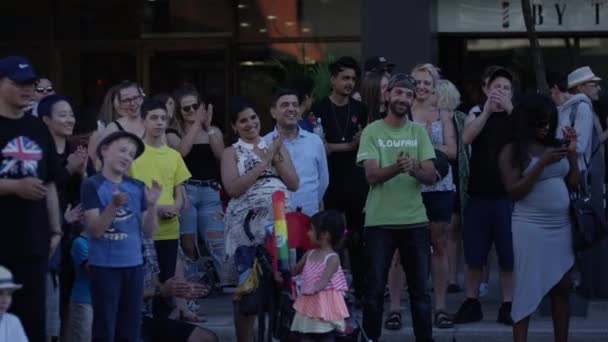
291, 251, 349, 334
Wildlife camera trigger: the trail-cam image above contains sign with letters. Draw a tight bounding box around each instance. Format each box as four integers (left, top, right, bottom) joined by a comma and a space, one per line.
438, 0, 608, 32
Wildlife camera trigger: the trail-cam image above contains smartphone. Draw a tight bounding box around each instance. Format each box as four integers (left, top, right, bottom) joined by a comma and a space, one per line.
554, 138, 569, 148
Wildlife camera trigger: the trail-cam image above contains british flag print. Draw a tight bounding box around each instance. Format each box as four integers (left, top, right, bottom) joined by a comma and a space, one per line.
0, 136, 42, 177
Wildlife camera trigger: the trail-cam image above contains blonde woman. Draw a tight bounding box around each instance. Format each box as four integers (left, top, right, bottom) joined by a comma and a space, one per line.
411, 63, 457, 329
435, 79, 470, 296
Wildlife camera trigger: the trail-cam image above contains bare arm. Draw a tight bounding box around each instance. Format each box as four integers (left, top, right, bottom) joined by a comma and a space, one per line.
46, 183, 62, 234
363, 159, 401, 185
141, 206, 158, 238
438, 112, 457, 160
462, 109, 491, 145
566, 151, 580, 190
166, 132, 182, 150
409, 160, 436, 185
173, 184, 185, 212
176, 123, 202, 157
327, 142, 356, 153
46, 183, 63, 258
207, 127, 225, 160
292, 251, 309, 276
0, 179, 17, 196
221, 147, 272, 198
84, 205, 119, 238
498, 144, 564, 201
273, 145, 299, 191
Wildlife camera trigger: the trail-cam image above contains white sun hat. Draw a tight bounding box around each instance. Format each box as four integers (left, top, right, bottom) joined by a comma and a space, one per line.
567, 66, 602, 89
0, 265, 22, 290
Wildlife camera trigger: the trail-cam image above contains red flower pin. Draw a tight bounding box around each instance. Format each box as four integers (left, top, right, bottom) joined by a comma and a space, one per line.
308, 113, 316, 124
351, 116, 358, 124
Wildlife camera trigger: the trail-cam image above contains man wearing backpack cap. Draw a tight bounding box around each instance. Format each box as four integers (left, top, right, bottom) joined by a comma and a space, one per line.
357, 73, 436, 341
0, 56, 63, 342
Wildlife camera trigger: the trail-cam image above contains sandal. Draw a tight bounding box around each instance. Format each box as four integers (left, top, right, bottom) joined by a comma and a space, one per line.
384, 311, 402, 330
434, 310, 454, 329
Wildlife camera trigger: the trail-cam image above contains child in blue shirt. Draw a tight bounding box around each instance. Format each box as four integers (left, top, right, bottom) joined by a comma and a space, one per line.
81, 131, 161, 342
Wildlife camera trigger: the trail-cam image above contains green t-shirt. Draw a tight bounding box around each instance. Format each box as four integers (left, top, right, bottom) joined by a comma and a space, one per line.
356, 119, 435, 228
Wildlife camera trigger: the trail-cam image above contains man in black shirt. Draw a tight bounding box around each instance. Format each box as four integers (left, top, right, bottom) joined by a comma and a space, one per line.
0, 56, 62, 342
310, 56, 368, 301
455, 67, 515, 326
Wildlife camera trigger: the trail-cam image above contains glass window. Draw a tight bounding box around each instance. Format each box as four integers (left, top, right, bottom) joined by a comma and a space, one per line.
237, 0, 360, 39
143, 0, 234, 34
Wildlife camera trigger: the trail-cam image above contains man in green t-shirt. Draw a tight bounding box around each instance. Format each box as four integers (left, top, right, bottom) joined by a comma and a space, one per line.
357, 73, 436, 342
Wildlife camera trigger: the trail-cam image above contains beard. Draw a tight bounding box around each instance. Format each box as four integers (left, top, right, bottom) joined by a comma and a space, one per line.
388, 100, 410, 118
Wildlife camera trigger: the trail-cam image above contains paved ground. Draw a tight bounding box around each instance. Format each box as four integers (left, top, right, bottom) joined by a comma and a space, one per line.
193, 279, 608, 342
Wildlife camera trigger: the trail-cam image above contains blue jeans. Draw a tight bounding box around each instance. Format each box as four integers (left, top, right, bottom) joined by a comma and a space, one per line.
180, 183, 225, 274
362, 227, 433, 342
90, 265, 143, 342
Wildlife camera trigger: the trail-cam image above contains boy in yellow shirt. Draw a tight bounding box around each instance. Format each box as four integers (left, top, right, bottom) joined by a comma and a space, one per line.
129, 98, 191, 318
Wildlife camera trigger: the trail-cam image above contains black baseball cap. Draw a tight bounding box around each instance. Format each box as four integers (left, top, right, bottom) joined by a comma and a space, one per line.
364, 56, 395, 73
488, 67, 513, 85
0, 56, 37, 83
96, 131, 145, 162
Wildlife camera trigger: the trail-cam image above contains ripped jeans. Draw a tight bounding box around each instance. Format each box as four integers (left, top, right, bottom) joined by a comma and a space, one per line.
180, 182, 225, 277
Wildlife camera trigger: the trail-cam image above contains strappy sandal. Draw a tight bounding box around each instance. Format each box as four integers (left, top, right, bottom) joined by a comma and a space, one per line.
384, 311, 402, 330
434, 310, 454, 329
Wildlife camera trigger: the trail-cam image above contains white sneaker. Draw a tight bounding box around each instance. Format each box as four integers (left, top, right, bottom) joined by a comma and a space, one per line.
479, 282, 489, 298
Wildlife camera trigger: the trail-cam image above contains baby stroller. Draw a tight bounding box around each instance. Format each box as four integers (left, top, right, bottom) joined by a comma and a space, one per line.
272, 208, 366, 342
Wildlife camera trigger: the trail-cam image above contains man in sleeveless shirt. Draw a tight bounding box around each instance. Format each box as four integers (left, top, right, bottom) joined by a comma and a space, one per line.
310, 56, 368, 302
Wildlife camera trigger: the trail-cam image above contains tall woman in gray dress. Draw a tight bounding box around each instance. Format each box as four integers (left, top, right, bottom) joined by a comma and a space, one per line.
499, 94, 578, 342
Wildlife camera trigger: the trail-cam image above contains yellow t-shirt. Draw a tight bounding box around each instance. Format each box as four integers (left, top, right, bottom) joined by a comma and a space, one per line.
129, 144, 191, 240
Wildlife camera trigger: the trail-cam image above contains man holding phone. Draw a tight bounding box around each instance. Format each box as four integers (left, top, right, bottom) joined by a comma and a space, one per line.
456, 67, 516, 326
357, 73, 436, 342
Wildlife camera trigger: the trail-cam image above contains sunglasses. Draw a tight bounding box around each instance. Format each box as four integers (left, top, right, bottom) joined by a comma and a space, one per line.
182, 103, 200, 112
36, 86, 54, 93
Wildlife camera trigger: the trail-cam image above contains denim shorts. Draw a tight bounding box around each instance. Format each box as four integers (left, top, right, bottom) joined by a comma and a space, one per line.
422, 191, 455, 224
463, 197, 514, 270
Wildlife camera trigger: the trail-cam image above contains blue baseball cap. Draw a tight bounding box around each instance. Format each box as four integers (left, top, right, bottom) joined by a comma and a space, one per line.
0, 56, 38, 83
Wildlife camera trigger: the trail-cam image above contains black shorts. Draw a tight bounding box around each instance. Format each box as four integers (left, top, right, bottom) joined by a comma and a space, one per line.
142, 316, 196, 342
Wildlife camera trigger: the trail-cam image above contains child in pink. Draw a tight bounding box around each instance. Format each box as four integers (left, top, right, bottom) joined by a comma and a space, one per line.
291, 210, 349, 341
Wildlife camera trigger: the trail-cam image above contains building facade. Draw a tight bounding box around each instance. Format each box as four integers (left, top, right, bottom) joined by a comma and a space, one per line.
2, 0, 608, 127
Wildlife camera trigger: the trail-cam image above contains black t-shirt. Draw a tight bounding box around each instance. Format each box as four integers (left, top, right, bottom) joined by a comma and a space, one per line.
0, 114, 58, 258
467, 110, 514, 198
55, 142, 84, 211
311, 97, 367, 186
184, 144, 220, 181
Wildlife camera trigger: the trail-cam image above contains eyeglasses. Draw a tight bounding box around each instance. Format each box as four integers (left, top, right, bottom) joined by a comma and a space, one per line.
119, 95, 143, 105
182, 103, 200, 112
36, 86, 53, 94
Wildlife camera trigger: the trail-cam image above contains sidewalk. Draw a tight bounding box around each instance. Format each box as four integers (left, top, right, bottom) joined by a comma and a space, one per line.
195, 284, 608, 341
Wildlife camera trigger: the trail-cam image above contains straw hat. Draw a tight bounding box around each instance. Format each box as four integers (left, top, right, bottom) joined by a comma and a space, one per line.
567, 66, 602, 89
0, 265, 22, 290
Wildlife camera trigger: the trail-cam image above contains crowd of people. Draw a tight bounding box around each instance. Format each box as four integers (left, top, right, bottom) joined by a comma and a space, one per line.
0, 52, 606, 342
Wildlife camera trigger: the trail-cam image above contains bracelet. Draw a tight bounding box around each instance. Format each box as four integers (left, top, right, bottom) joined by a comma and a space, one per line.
208, 128, 217, 136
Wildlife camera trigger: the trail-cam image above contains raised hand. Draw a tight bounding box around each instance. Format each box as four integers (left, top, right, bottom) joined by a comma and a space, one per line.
562, 127, 577, 153
145, 180, 162, 206
202, 103, 214, 131
64, 203, 84, 224
111, 185, 128, 208
540, 147, 568, 166
66, 146, 88, 175
15, 177, 47, 200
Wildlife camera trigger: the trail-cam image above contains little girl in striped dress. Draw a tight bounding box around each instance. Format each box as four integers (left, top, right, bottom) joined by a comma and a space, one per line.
291, 210, 349, 342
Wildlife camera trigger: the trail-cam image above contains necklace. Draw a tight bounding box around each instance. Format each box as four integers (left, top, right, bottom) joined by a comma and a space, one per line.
330, 99, 351, 142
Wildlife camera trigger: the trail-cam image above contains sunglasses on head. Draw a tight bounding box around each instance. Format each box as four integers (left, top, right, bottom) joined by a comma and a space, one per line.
182, 103, 200, 112
36, 86, 53, 93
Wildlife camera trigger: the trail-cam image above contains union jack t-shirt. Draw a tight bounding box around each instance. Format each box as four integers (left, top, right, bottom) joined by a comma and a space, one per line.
0, 114, 57, 258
